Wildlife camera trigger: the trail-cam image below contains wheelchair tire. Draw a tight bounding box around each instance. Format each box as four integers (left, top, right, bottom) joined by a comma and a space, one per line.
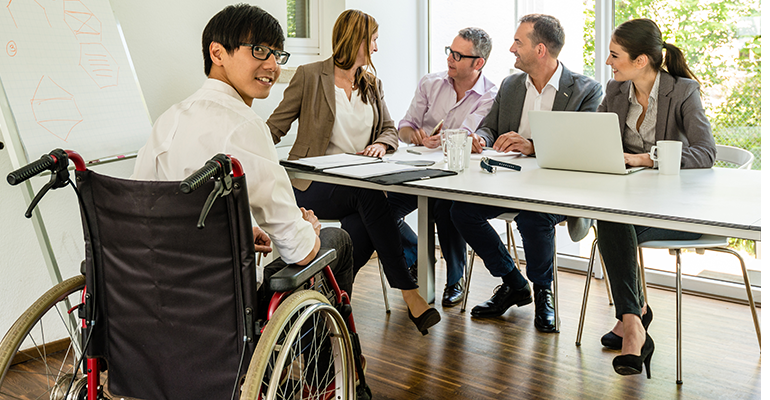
0, 275, 87, 399
240, 290, 355, 399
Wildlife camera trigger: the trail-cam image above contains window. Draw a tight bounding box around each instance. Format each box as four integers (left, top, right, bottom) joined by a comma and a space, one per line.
285, 0, 320, 56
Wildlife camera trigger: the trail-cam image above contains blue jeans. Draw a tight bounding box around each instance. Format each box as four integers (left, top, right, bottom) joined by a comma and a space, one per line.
387, 193, 466, 286
597, 221, 701, 320
450, 202, 566, 288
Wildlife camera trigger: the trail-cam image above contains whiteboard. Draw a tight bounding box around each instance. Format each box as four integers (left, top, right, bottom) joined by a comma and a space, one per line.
0, 0, 151, 163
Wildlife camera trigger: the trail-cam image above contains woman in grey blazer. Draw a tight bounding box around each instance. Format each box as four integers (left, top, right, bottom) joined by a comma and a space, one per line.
267, 10, 440, 334
595, 18, 716, 377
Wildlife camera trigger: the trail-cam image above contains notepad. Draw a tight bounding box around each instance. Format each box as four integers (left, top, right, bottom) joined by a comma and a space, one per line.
280, 153, 382, 171
323, 162, 421, 179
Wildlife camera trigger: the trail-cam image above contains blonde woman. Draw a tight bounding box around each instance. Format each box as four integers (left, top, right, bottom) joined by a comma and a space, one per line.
268, 10, 440, 335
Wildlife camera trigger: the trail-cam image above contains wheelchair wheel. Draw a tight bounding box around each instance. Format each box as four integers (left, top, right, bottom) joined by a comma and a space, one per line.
241, 290, 355, 399
0, 275, 89, 399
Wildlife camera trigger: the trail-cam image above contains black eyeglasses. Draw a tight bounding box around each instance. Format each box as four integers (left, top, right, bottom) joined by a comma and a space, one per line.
445, 46, 481, 62
240, 44, 291, 65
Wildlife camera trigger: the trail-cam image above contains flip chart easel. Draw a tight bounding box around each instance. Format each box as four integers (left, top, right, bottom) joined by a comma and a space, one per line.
0, 0, 151, 286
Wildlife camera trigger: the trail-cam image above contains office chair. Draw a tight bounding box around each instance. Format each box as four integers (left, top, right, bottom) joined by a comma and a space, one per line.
575, 144, 760, 384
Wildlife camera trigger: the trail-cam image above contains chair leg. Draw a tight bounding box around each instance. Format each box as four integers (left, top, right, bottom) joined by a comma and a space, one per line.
506, 221, 512, 257
708, 247, 761, 349
552, 241, 560, 332
461, 250, 475, 312
576, 238, 599, 346
507, 221, 522, 271
377, 259, 390, 314
675, 249, 683, 385
638, 247, 649, 302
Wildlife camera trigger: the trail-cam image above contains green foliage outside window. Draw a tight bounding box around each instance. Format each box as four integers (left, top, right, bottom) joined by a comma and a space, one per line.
583, 0, 761, 169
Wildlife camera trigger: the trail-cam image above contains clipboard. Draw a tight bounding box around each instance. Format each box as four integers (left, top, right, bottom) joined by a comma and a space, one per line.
366, 168, 457, 185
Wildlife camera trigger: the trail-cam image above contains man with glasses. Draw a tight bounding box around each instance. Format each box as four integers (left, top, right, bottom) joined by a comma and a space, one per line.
389, 28, 497, 307
451, 14, 602, 333
132, 4, 355, 301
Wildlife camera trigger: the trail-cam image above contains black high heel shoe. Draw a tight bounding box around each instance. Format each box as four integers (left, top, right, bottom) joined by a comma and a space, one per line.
612, 333, 655, 378
601, 306, 653, 350
408, 307, 441, 335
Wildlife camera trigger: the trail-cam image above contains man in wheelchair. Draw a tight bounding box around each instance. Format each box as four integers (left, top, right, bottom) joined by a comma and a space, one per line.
129, 4, 362, 399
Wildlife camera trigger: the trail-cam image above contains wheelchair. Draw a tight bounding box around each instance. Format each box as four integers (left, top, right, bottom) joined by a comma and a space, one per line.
0, 149, 370, 400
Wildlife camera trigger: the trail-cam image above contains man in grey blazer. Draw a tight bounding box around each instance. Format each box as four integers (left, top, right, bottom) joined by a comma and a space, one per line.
451, 14, 603, 333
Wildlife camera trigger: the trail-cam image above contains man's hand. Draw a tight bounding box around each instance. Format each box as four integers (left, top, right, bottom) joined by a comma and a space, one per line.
470, 134, 486, 153
493, 131, 534, 155
422, 132, 442, 149
300, 207, 322, 235
252, 226, 272, 256
361, 143, 387, 158
407, 127, 428, 146
624, 153, 654, 168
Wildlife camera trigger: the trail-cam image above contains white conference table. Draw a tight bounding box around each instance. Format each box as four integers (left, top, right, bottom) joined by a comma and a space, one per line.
288, 149, 761, 302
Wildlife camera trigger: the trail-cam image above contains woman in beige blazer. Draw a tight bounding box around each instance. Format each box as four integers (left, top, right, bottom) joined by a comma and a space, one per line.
595, 18, 716, 378
267, 10, 440, 335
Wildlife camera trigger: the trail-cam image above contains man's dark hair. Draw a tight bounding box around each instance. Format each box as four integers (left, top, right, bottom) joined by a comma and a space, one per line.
202, 4, 284, 76
519, 14, 565, 58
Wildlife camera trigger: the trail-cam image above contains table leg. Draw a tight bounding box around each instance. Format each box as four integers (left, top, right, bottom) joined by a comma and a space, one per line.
417, 195, 436, 303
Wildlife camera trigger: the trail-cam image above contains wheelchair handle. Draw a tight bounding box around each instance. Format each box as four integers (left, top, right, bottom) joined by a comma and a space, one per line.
8, 152, 59, 185
180, 157, 226, 194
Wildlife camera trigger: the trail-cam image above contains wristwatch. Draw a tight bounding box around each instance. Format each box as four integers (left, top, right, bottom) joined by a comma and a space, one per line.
480, 157, 521, 174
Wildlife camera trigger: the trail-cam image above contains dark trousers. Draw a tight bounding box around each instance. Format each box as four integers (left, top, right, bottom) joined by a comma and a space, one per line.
597, 221, 701, 320
387, 193, 466, 286
450, 202, 566, 287
294, 182, 416, 290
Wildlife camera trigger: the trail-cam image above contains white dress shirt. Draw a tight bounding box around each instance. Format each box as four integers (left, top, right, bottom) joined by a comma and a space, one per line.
132, 79, 316, 264
518, 62, 564, 139
326, 87, 374, 155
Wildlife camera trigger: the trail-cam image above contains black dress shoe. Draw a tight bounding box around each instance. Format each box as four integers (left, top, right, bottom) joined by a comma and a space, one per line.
408, 307, 441, 335
612, 333, 655, 379
534, 288, 557, 333
470, 282, 532, 318
601, 306, 653, 350
442, 278, 465, 307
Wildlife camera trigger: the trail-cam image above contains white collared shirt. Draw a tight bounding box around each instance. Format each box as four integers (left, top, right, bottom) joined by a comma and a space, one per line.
132, 79, 317, 264
326, 87, 374, 155
518, 62, 563, 139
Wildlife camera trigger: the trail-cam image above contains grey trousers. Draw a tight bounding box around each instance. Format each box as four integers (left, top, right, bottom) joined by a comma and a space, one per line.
597, 221, 701, 320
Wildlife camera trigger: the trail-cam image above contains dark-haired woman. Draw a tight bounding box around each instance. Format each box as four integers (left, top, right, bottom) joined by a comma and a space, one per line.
267, 10, 440, 335
597, 18, 716, 377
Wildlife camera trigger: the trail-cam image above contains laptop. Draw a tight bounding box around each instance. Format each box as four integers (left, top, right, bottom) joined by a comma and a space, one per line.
529, 111, 645, 175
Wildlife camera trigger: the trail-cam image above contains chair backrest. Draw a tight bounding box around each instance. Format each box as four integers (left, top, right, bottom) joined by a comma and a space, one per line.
77, 170, 257, 400
716, 144, 754, 169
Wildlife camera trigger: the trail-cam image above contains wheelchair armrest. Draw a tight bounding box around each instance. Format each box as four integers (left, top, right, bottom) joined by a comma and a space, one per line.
268, 248, 337, 292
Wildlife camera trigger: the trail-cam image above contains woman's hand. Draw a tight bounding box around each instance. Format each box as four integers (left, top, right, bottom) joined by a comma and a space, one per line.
362, 143, 388, 158
623, 153, 654, 168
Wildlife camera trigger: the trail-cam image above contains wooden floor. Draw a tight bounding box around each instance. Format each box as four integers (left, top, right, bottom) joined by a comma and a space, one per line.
350, 253, 761, 399
2, 252, 761, 399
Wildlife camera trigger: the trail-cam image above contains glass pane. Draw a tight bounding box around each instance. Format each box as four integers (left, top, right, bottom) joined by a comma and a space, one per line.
287, 0, 310, 38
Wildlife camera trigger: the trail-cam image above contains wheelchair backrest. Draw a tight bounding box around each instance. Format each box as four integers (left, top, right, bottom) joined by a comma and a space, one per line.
76, 169, 257, 400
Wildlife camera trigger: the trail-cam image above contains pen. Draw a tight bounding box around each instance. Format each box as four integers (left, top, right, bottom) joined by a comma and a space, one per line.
406, 149, 422, 155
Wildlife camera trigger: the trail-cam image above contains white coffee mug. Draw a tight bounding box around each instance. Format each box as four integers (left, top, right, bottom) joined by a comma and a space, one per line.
649, 140, 682, 175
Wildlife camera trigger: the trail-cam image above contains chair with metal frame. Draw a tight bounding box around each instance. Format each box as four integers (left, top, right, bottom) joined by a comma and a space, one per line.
575, 144, 761, 384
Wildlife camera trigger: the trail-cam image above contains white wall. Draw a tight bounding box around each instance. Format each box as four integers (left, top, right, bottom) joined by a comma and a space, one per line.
0, 0, 422, 339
